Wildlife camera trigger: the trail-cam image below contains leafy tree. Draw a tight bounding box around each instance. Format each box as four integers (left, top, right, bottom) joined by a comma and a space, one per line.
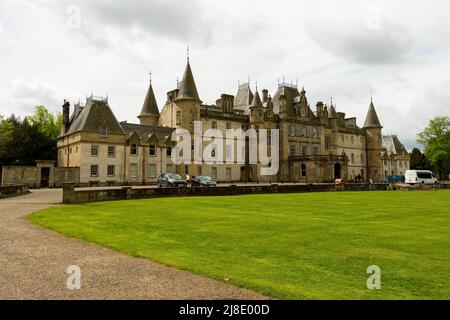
0, 106, 60, 168
410, 148, 432, 170
417, 116, 450, 179
27, 105, 61, 139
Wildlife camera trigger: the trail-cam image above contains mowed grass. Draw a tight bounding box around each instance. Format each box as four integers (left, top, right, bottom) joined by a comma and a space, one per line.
28, 190, 450, 299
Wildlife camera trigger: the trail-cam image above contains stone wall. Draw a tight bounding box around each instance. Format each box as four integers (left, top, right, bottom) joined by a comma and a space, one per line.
53, 167, 80, 187
1, 165, 80, 188
0, 184, 29, 198
1, 166, 38, 187
63, 183, 390, 204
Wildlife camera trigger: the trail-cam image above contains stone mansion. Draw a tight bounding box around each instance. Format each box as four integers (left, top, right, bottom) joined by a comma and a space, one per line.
56, 58, 410, 185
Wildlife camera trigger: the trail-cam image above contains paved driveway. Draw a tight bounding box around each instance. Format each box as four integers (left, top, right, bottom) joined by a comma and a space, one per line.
0, 189, 266, 299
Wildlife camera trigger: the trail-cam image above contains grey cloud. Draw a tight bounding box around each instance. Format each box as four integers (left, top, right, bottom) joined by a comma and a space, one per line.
307, 19, 415, 66
5, 79, 76, 114
47, 0, 215, 47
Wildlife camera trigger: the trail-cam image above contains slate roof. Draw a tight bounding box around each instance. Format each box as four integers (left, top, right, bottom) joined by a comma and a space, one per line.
175, 62, 201, 102
328, 104, 337, 119
382, 135, 409, 155
250, 90, 263, 108
65, 98, 125, 136
272, 85, 301, 117
120, 122, 175, 145
139, 83, 159, 117
234, 83, 254, 112
363, 100, 382, 128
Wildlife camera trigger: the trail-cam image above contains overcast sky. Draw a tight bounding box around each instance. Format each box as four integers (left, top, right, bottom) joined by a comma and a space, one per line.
1, 0, 449, 149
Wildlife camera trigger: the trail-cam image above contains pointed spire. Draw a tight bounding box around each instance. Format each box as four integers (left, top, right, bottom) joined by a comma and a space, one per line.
328, 99, 337, 118
175, 59, 201, 102
363, 99, 382, 128
139, 78, 159, 117
250, 89, 263, 108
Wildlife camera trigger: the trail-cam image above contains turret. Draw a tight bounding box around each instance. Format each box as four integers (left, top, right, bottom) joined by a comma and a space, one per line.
138, 74, 160, 126
171, 58, 201, 129
363, 99, 383, 181
249, 89, 264, 125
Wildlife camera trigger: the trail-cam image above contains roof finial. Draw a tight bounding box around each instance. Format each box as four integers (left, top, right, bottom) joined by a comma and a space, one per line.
330, 97, 333, 106
187, 45, 190, 63
149, 69, 152, 85
255, 80, 258, 91
371, 89, 373, 103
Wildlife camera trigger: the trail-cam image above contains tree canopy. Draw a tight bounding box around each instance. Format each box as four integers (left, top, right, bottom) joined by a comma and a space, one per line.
417, 116, 450, 179
0, 106, 61, 168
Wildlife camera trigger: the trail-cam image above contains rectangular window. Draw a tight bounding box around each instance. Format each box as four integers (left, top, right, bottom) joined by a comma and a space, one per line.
325, 135, 331, 150
91, 145, 99, 157
149, 164, 157, 178
69, 148, 72, 154
166, 146, 172, 157
130, 163, 138, 178
198, 166, 202, 176
212, 121, 217, 129
108, 146, 116, 157
149, 144, 156, 156
226, 122, 231, 130
100, 127, 108, 137
289, 145, 296, 156
313, 146, 319, 155
312, 128, 318, 139
301, 164, 307, 178
90, 165, 98, 177
176, 111, 181, 125
226, 168, 232, 180
351, 136, 354, 144
211, 167, 218, 180
302, 145, 307, 157
301, 127, 307, 137
290, 125, 296, 137
107, 165, 115, 177
130, 143, 138, 156
351, 153, 355, 163
267, 130, 272, 146
226, 144, 233, 160
166, 165, 174, 173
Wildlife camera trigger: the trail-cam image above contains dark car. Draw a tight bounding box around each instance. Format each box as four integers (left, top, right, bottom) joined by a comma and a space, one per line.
157, 173, 188, 188
190, 176, 217, 187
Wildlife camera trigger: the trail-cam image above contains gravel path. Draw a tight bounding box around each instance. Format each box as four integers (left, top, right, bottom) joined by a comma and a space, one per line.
0, 189, 267, 300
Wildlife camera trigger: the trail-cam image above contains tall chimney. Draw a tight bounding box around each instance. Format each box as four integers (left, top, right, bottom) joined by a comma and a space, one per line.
62, 99, 70, 135
262, 89, 269, 103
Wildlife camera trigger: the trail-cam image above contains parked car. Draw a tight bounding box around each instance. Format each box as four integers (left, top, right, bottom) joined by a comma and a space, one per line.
190, 176, 217, 187
405, 170, 438, 185
157, 173, 188, 188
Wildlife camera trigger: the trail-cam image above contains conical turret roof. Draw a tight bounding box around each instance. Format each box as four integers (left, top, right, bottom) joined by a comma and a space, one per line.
363, 100, 382, 128
175, 62, 201, 102
250, 90, 263, 108
328, 104, 337, 118
139, 83, 159, 116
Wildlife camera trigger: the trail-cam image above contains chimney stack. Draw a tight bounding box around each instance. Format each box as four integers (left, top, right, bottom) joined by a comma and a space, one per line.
62, 99, 70, 135
262, 89, 269, 103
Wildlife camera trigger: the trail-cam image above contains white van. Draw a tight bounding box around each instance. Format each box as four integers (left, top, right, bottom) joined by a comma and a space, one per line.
405, 170, 438, 185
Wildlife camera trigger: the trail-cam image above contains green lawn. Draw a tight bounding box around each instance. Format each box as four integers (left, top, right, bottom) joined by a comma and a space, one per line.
28, 190, 450, 299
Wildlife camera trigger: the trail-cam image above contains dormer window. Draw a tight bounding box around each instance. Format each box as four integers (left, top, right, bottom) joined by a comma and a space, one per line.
301, 106, 307, 117
100, 127, 108, 137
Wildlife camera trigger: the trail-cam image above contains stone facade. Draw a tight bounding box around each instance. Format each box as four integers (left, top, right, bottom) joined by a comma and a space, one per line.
56, 59, 410, 185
